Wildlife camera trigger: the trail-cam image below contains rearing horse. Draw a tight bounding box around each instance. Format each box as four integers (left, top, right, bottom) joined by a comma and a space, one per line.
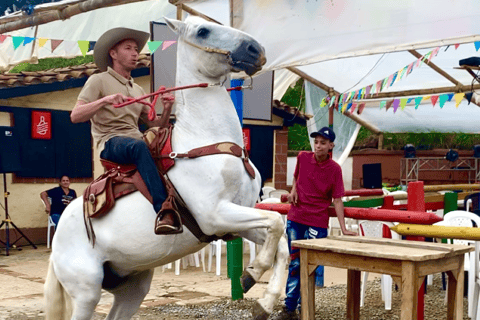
44, 16, 289, 320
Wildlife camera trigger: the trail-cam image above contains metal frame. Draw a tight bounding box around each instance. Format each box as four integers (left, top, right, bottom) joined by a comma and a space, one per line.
401, 157, 480, 185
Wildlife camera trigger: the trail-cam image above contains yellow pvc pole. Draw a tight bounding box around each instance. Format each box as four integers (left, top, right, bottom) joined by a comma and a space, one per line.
423, 184, 480, 192
391, 223, 480, 241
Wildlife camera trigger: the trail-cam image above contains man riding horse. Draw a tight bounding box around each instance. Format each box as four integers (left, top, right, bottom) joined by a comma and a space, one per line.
71, 28, 181, 234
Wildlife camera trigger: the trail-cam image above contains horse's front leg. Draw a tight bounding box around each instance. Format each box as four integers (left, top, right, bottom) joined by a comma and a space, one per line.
208, 203, 288, 318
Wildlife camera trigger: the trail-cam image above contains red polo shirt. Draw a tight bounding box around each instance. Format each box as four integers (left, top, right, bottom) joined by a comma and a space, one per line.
287, 151, 345, 228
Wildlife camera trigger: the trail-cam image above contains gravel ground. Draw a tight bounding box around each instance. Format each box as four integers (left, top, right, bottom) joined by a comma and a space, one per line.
86, 274, 468, 320
2, 274, 469, 319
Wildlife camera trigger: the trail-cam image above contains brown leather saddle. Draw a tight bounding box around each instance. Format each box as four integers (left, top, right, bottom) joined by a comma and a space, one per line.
83, 124, 254, 245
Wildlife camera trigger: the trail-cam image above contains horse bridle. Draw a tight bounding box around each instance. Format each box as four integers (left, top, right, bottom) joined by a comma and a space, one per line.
182, 38, 231, 57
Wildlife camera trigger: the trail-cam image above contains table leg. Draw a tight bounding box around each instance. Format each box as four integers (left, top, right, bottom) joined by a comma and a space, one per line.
446, 257, 464, 320
401, 261, 419, 320
346, 269, 361, 320
300, 249, 315, 320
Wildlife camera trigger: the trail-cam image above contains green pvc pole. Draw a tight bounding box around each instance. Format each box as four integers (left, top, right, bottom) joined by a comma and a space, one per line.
228, 78, 244, 300
442, 192, 458, 243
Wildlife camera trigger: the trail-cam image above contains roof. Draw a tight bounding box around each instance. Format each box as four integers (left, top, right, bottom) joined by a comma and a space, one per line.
272, 99, 311, 126
0, 54, 150, 89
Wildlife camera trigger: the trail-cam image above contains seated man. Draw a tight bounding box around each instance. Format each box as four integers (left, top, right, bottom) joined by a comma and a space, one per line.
70, 27, 179, 234
40, 175, 77, 229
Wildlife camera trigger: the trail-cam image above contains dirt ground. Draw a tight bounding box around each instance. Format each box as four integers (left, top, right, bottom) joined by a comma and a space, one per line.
0, 244, 362, 319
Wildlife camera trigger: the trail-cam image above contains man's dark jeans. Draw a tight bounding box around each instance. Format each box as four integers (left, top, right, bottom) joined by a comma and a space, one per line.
100, 136, 167, 213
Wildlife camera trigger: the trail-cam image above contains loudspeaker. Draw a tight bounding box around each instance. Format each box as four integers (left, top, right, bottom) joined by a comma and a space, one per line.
362, 163, 382, 189
0, 127, 22, 173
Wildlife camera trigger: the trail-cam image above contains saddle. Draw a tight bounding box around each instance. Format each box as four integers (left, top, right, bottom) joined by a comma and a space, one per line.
83, 124, 254, 245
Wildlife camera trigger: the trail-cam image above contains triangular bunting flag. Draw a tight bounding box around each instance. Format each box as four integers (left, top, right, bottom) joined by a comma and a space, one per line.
386, 74, 394, 88
38, 38, 48, 47
148, 41, 163, 54
415, 57, 422, 68
345, 91, 352, 102
447, 93, 454, 102
392, 99, 400, 113
365, 85, 372, 98
454, 93, 465, 108
398, 67, 407, 81
414, 97, 422, 109
23, 37, 34, 45
88, 41, 96, 52
407, 98, 413, 104
357, 103, 366, 114
391, 72, 398, 86
385, 100, 394, 111
12, 36, 24, 50
455, 44, 460, 50
432, 47, 440, 57
327, 96, 334, 108
0, 35, 7, 43
381, 77, 389, 91
51, 39, 63, 52
376, 80, 383, 94
319, 98, 327, 108
422, 96, 431, 101
400, 98, 407, 110
475, 42, 480, 52
350, 103, 357, 113
78, 40, 89, 57
162, 40, 176, 50
430, 95, 439, 107
465, 92, 474, 105
379, 100, 386, 110
439, 94, 448, 108
341, 102, 348, 113
406, 62, 414, 76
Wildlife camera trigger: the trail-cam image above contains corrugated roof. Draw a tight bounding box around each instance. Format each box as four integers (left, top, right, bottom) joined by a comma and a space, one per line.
0, 54, 150, 88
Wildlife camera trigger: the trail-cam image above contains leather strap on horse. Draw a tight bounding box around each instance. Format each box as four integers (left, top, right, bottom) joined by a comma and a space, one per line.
165, 141, 255, 179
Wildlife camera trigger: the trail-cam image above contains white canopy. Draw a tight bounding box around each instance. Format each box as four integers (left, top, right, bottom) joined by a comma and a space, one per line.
2, 0, 480, 161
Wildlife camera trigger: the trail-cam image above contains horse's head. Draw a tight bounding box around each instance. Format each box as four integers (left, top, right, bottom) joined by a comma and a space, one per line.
165, 16, 266, 77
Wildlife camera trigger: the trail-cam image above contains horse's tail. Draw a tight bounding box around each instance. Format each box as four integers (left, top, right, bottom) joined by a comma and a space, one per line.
44, 260, 73, 320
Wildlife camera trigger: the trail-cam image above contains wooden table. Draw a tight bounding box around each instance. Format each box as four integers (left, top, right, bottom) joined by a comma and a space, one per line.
292, 236, 473, 320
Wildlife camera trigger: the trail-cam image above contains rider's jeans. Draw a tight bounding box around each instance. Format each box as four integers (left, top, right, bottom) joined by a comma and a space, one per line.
100, 136, 167, 213
284, 219, 328, 312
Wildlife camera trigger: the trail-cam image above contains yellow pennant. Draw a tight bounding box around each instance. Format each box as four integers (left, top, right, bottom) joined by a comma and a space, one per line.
454, 93, 465, 108
38, 38, 48, 48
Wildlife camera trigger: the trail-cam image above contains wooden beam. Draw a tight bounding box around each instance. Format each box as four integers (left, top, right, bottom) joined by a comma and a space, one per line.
0, 0, 146, 34
286, 66, 382, 134
286, 66, 338, 95
408, 50, 460, 86
229, 0, 243, 28
180, 4, 223, 25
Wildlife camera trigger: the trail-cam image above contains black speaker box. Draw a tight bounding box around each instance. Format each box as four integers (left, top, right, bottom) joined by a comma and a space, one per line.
362, 163, 382, 189
0, 127, 22, 173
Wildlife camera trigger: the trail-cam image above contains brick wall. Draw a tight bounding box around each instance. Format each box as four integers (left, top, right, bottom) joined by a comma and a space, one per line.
274, 127, 289, 190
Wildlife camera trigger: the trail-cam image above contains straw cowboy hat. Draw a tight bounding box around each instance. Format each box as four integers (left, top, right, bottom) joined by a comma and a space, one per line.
94, 27, 150, 72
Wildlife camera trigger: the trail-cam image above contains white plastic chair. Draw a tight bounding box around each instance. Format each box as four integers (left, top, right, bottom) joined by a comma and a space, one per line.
162, 249, 206, 275
359, 220, 400, 310
470, 241, 480, 320
436, 210, 480, 318
268, 189, 289, 199
261, 186, 276, 201
42, 197, 55, 248
207, 239, 257, 276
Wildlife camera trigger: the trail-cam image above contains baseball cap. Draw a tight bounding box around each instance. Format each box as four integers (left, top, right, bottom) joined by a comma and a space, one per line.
310, 127, 336, 142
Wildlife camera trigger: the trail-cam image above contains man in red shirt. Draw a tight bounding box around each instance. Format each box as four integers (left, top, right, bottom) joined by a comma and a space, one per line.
274, 126, 357, 320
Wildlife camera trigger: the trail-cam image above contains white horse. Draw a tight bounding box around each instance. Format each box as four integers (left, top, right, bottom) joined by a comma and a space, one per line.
45, 16, 289, 320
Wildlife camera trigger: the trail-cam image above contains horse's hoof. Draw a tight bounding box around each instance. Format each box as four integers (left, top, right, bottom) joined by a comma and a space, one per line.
252, 301, 270, 320
241, 270, 256, 293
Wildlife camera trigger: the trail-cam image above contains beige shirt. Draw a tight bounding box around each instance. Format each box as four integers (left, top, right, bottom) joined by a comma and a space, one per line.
77, 67, 146, 153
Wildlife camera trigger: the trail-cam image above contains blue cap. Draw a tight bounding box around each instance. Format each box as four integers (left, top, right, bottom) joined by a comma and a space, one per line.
310, 127, 335, 142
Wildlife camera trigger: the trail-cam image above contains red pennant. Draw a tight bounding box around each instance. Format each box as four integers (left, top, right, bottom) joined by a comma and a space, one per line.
430, 95, 439, 107
385, 100, 394, 111
454, 44, 460, 50
357, 103, 366, 115
350, 103, 357, 113
51, 39, 63, 52
0, 35, 7, 44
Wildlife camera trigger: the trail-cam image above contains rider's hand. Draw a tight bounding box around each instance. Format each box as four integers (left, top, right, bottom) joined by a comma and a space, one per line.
160, 92, 175, 110
287, 192, 298, 206
103, 93, 129, 105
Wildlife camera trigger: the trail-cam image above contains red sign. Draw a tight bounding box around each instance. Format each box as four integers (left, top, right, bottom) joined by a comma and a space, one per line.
242, 128, 251, 152
31, 111, 51, 139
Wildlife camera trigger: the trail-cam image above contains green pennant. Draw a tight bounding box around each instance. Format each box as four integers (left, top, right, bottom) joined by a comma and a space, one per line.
148, 41, 163, 54
400, 98, 408, 110
379, 100, 386, 109
77, 40, 89, 57
12, 36, 24, 50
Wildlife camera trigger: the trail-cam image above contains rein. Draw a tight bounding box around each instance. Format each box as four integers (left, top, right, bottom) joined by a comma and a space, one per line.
114, 83, 246, 121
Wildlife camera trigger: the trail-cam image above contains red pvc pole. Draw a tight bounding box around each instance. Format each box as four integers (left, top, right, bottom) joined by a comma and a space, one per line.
407, 181, 425, 320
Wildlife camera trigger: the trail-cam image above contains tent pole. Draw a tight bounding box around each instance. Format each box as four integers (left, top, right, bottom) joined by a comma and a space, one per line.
180, 4, 223, 25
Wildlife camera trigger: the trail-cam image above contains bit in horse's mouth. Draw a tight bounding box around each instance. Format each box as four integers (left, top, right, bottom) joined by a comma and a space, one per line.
231, 61, 262, 75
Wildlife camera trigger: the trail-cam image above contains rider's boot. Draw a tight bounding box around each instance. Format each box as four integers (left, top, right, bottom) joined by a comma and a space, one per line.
155, 211, 183, 235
